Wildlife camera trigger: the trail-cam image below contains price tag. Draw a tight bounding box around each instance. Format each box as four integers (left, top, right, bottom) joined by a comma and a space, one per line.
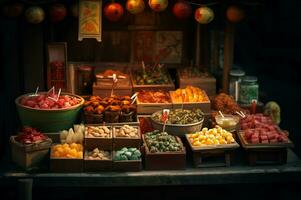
161, 109, 170, 122
251, 99, 257, 114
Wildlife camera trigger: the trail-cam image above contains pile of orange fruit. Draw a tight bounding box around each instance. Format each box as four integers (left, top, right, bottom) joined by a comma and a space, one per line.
51, 143, 83, 158
171, 86, 209, 103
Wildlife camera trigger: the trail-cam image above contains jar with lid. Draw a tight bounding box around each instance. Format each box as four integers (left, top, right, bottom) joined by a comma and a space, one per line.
229, 69, 245, 101
239, 76, 259, 105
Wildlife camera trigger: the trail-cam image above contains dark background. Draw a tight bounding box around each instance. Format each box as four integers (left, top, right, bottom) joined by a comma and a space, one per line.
0, 0, 301, 199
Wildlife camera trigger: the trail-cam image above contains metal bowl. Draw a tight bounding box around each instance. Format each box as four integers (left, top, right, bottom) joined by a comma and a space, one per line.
150, 110, 204, 136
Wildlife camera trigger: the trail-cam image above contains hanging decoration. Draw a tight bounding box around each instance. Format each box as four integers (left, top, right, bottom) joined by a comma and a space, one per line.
1, 2, 24, 18
148, 0, 168, 12
226, 5, 245, 23
172, 1, 192, 20
104, 2, 124, 22
78, 0, 102, 42
194, 6, 214, 24
49, 3, 67, 22
70, 2, 79, 18
25, 6, 45, 24
126, 0, 145, 14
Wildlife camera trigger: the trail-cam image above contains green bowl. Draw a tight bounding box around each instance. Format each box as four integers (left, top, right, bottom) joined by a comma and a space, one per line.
15, 93, 84, 132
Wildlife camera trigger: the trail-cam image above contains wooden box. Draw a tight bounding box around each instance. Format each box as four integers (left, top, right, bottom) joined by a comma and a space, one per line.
112, 152, 142, 171
84, 151, 113, 172
170, 91, 211, 113
84, 126, 113, 151
50, 147, 83, 173
131, 72, 175, 92
10, 136, 52, 170
92, 82, 133, 97
143, 136, 186, 170
185, 134, 240, 167
177, 69, 216, 96
113, 126, 142, 150
136, 96, 172, 115
238, 132, 293, 166
46, 42, 69, 91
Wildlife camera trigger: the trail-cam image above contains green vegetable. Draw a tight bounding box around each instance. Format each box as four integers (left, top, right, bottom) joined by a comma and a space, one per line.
114, 148, 141, 161
152, 109, 204, 125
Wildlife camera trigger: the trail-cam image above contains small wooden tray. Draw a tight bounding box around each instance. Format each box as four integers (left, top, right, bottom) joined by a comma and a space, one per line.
84, 151, 113, 172
185, 134, 239, 168
112, 152, 142, 171
238, 132, 293, 166
170, 91, 211, 113
84, 126, 113, 151
113, 126, 142, 150
136, 93, 173, 115
131, 71, 175, 92
143, 135, 186, 170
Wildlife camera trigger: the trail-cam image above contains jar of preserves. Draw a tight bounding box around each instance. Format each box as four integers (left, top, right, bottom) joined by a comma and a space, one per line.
239, 76, 259, 105
229, 69, 245, 101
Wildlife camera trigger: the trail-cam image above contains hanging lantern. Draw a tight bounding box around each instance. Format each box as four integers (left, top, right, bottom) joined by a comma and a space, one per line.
49, 3, 67, 22
172, 1, 192, 19
25, 6, 45, 24
104, 2, 124, 22
70, 3, 79, 18
226, 5, 245, 23
1, 2, 24, 18
194, 6, 214, 24
148, 0, 168, 12
126, 0, 145, 14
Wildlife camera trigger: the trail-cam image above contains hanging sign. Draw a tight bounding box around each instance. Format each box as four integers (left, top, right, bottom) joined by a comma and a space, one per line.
78, 0, 102, 42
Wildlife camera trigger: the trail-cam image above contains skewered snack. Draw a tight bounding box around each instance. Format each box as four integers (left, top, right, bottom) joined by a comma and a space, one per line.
152, 109, 204, 125
86, 148, 111, 160
171, 86, 209, 103
188, 126, 235, 146
137, 90, 171, 103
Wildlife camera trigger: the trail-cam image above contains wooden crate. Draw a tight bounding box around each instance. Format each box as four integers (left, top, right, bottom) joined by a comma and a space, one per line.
93, 82, 133, 97
113, 126, 142, 150
131, 71, 175, 92
238, 132, 293, 166
84, 151, 113, 172
177, 69, 216, 96
142, 135, 186, 170
10, 136, 52, 170
169, 91, 211, 113
137, 98, 173, 115
112, 152, 142, 171
185, 134, 239, 167
84, 125, 112, 150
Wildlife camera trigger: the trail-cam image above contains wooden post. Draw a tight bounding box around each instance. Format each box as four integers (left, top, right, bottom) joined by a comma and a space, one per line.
223, 23, 235, 93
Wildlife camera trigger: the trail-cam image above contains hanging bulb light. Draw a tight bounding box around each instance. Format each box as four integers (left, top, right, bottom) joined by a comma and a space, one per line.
126, 0, 145, 14
226, 5, 245, 23
104, 1, 124, 22
25, 6, 45, 24
194, 6, 214, 24
172, 1, 192, 20
148, 0, 168, 12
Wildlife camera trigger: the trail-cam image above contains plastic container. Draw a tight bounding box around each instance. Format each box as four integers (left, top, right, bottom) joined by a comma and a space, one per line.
229, 69, 245, 101
239, 76, 259, 105
215, 114, 240, 132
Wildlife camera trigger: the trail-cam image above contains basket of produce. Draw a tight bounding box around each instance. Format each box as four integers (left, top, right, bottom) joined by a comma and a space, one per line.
143, 130, 186, 170
84, 148, 112, 171
83, 95, 137, 124
15, 92, 84, 132
10, 127, 52, 169
113, 125, 141, 149
113, 147, 142, 171
151, 109, 204, 136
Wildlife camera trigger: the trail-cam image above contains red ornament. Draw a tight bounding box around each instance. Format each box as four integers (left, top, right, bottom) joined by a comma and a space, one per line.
49, 3, 67, 22
172, 1, 192, 20
226, 5, 245, 23
104, 2, 124, 22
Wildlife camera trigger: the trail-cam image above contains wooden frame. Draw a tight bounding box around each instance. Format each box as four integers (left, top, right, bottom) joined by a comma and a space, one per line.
46, 42, 69, 91
78, 0, 102, 42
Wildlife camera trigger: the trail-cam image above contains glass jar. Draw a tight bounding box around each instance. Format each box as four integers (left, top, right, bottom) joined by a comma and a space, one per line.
239, 76, 259, 105
229, 69, 245, 101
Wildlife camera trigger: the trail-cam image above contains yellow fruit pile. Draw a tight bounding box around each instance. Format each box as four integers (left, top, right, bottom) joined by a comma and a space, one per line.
51, 143, 83, 158
188, 126, 235, 146
172, 86, 209, 103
